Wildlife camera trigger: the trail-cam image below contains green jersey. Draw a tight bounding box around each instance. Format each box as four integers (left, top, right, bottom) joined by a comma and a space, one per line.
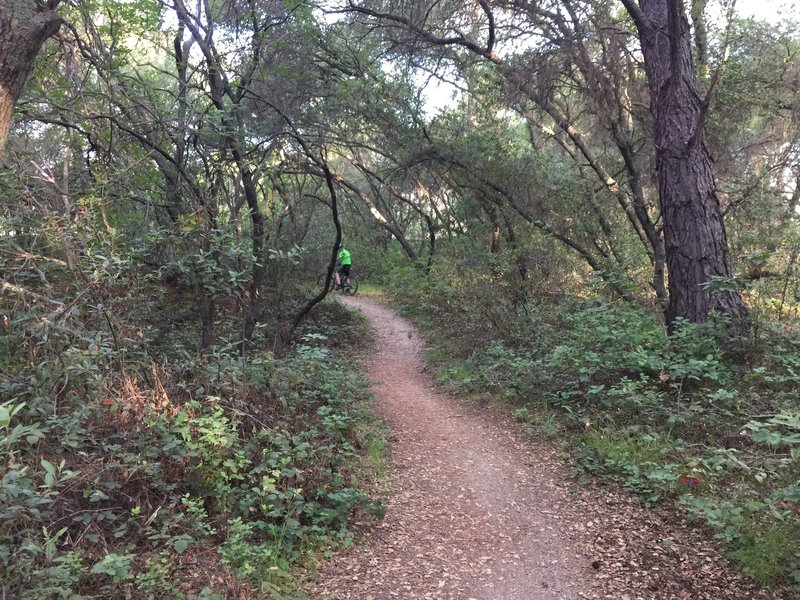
338, 248, 351, 265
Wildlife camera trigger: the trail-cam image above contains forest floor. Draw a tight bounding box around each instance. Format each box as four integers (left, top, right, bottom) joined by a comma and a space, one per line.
306, 297, 779, 600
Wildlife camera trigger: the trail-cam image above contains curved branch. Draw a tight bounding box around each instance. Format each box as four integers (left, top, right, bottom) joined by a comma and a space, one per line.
477, 0, 496, 54
619, 0, 651, 33
292, 163, 342, 330
345, 1, 500, 63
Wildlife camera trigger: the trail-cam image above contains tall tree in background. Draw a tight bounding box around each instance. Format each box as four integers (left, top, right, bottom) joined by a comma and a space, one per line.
621, 0, 749, 328
343, 0, 750, 330
0, 0, 62, 160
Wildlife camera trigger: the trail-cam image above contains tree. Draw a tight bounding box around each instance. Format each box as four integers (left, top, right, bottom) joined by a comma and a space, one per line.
0, 0, 62, 160
621, 0, 749, 327
343, 0, 750, 329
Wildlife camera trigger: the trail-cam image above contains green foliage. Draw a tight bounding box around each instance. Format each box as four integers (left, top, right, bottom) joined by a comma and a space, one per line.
0, 282, 383, 598
90, 552, 135, 583
729, 523, 799, 586
744, 413, 800, 449
681, 492, 800, 585
134, 550, 183, 598
575, 429, 684, 504
218, 517, 290, 587
22, 552, 85, 600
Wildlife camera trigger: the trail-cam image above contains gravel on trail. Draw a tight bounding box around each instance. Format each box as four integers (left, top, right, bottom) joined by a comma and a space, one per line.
307, 297, 779, 600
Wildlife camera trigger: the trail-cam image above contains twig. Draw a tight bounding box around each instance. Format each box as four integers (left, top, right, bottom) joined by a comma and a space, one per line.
51, 507, 125, 527
143, 505, 163, 528
99, 305, 125, 376
12, 244, 68, 267
0, 278, 50, 303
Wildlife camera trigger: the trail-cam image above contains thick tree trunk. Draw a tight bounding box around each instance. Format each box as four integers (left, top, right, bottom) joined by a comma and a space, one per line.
0, 1, 62, 160
632, 0, 748, 328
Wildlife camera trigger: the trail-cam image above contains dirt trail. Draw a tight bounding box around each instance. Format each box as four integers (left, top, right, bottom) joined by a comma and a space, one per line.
309, 297, 777, 600
312, 297, 594, 599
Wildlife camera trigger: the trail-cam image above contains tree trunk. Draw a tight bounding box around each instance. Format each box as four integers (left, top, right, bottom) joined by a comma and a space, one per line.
631, 0, 748, 328
241, 163, 266, 343
195, 279, 216, 350
0, 1, 62, 160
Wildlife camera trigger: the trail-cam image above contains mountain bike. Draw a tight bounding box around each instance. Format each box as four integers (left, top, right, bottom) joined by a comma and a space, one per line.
317, 269, 359, 295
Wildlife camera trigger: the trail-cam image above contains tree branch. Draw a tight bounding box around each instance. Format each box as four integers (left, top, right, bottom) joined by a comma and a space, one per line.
0, 278, 50, 303
344, 0, 500, 63
619, 0, 651, 33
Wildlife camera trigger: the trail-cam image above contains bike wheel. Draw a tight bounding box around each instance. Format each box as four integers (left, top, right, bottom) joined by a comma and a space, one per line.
317, 272, 335, 291
343, 276, 359, 295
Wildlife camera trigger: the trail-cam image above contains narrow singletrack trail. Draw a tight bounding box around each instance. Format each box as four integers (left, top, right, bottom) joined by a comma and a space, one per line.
312, 297, 593, 599
309, 297, 778, 600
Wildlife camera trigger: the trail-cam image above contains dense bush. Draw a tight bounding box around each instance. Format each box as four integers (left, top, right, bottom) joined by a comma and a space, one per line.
1, 280, 383, 598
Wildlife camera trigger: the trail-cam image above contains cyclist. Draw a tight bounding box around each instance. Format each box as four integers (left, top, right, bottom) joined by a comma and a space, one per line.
335, 243, 352, 290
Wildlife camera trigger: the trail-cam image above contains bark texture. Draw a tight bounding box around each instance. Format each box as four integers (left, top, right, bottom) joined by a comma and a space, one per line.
0, 0, 63, 160
633, 0, 748, 327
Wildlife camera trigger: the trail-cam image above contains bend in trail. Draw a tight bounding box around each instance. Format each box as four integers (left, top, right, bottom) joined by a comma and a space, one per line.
309, 297, 777, 600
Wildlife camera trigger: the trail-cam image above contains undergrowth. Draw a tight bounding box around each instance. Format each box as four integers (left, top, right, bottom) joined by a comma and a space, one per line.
1, 280, 385, 599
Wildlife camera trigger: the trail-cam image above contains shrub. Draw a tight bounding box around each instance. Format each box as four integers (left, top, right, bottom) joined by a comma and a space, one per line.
1, 298, 384, 598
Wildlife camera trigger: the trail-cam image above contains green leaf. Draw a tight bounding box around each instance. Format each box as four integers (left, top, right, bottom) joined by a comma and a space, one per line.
41, 459, 56, 476
44, 527, 68, 561
90, 553, 134, 581
41, 459, 56, 486
172, 535, 191, 554
26, 426, 45, 444
89, 490, 110, 502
